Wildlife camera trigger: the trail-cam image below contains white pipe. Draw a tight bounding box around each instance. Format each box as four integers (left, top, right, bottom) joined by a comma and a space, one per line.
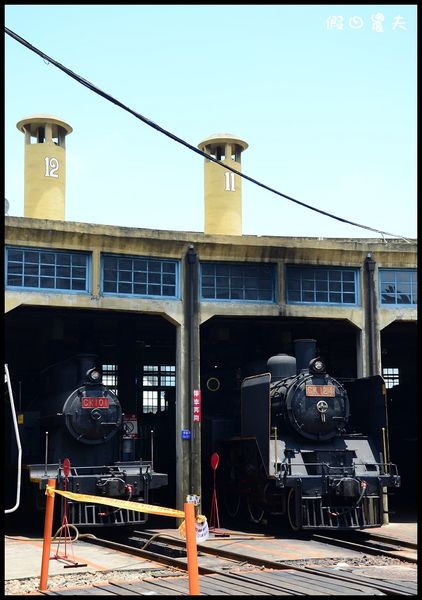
4, 364, 22, 513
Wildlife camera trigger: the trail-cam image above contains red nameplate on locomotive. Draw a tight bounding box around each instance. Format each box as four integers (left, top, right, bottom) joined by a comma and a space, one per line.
305, 385, 336, 397
81, 397, 109, 408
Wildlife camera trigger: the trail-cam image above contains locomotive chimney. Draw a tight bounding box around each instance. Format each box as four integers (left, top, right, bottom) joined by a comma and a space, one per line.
294, 339, 317, 373
198, 133, 248, 235
17, 114, 72, 220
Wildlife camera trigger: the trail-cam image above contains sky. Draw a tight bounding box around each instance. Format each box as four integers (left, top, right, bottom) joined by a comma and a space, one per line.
5, 5, 417, 240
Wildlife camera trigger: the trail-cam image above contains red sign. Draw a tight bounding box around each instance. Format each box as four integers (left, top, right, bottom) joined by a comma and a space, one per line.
193, 389, 201, 423
81, 397, 109, 408
211, 452, 219, 470
63, 458, 71, 478
123, 414, 139, 439
305, 385, 336, 397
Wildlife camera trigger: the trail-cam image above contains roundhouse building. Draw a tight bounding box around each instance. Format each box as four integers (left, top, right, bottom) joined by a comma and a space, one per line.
5, 116, 417, 519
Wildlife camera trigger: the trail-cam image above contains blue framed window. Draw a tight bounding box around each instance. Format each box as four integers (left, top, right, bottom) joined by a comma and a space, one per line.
5, 246, 90, 292
102, 254, 178, 298
286, 265, 359, 305
201, 262, 275, 302
379, 269, 417, 306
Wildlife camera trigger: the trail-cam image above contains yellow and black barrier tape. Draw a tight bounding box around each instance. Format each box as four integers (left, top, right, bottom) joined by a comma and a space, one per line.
45, 485, 206, 523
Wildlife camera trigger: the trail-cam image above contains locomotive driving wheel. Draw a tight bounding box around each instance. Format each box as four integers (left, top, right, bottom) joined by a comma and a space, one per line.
287, 488, 301, 531
224, 489, 241, 518
246, 495, 265, 524
221, 455, 241, 518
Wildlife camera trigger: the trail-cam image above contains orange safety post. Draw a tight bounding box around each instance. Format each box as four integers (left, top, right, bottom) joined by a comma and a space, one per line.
184, 502, 200, 595
39, 478, 56, 591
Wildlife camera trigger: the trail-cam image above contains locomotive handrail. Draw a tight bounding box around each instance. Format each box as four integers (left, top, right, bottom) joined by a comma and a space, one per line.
4, 363, 22, 514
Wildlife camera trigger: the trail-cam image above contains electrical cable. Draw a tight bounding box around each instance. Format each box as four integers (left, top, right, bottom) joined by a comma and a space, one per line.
5, 26, 413, 242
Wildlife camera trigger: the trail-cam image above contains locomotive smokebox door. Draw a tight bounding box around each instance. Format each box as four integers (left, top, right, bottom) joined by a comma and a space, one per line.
63, 387, 123, 444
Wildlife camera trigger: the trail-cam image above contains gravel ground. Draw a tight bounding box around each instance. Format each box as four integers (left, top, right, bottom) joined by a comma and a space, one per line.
5, 555, 417, 595
5, 567, 181, 595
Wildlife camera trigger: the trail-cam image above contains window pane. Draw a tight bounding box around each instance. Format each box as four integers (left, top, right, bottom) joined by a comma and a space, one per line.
118, 282, 132, 293
71, 279, 86, 290
202, 287, 215, 298
201, 262, 275, 303
57, 266, 71, 278
342, 292, 355, 303
71, 254, 86, 266
8, 275, 23, 285
149, 260, 161, 272
134, 284, 147, 294
134, 272, 147, 283
24, 276, 38, 287
102, 254, 178, 298
163, 285, 175, 295
40, 277, 55, 288
25, 251, 39, 263
56, 254, 71, 266
316, 292, 328, 302
57, 278, 71, 289
24, 264, 39, 276
286, 266, 357, 306
40, 265, 55, 277
379, 270, 417, 306
288, 290, 301, 301
104, 281, 117, 293
8, 249, 23, 261
148, 284, 161, 295
119, 258, 132, 270
216, 288, 230, 299
6, 247, 88, 292
259, 289, 273, 301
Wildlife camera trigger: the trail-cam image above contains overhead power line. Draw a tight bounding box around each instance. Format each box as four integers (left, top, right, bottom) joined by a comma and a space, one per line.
5, 26, 413, 242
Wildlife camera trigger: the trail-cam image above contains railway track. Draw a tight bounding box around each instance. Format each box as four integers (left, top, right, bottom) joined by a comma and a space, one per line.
63, 530, 416, 596
310, 531, 417, 564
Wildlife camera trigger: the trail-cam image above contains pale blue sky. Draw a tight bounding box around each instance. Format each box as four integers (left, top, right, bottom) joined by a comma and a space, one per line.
5, 4, 417, 239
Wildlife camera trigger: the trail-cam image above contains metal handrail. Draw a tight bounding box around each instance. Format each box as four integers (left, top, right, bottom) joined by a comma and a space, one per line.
4, 363, 22, 513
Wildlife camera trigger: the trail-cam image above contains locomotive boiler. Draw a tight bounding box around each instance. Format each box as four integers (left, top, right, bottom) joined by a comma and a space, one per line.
14, 354, 167, 528
220, 339, 400, 530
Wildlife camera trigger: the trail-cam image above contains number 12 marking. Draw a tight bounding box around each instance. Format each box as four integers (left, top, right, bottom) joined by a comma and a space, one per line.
44, 157, 59, 178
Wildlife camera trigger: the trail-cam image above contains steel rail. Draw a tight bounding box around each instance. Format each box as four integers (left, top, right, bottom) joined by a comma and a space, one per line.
87, 532, 414, 595
311, 533, 417, 564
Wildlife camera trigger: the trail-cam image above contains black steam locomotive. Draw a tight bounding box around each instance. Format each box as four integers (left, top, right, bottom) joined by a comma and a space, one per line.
219, 339, 400, 530
12, 354, 167, 528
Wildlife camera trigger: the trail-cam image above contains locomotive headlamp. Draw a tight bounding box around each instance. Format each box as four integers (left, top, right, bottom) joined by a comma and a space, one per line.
309, 358, 326, 374
86, 368, 102, 383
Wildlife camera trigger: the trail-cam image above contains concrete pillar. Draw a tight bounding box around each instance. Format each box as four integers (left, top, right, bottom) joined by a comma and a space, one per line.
175, 247, 201, 513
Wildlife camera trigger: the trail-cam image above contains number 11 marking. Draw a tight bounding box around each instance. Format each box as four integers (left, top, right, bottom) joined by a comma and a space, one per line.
224, 172, 235, 192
